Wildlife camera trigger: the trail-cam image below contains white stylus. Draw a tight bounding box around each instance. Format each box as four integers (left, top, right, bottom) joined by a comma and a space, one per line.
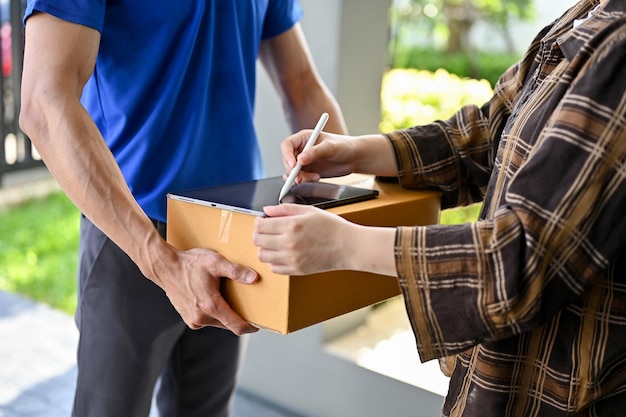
278, 112, 329, 203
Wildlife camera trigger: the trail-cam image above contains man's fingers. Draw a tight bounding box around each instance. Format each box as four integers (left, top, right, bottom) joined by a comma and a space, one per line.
184, 299, 259, 335
208, 256, 258, 285
202, 297, 259, 335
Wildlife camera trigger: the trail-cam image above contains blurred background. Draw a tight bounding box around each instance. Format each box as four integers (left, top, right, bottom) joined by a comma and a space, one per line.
0, 1, 573, 416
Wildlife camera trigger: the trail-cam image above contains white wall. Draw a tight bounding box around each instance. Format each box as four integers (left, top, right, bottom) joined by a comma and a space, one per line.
254, 0, 389, 177
254, 0, 340, 177
243, 2, 446, 417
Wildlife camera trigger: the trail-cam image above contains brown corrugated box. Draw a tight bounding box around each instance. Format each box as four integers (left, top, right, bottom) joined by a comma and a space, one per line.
166, 174, 440, 334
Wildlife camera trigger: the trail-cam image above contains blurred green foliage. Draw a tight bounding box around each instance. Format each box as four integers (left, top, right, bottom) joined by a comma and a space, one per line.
380, 67, 489, 223
380, 67, 493, 132
387, 0, 528, 86
389, 0, 534, 55
0, 191, 79, 313
391, 47, 519, 88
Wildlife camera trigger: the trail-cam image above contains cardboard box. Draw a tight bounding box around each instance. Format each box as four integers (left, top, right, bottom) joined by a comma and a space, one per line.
166, 174, 440, 334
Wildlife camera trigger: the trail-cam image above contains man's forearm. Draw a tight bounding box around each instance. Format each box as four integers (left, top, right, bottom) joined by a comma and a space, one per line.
21, 95, 169, 281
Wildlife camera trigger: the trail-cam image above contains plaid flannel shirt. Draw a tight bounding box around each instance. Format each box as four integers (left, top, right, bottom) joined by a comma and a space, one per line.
385, 0, 626, 415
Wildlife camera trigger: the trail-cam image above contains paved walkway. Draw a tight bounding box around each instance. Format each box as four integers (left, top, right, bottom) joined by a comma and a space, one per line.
0, 290, 301, 417
0, 291, 76, 417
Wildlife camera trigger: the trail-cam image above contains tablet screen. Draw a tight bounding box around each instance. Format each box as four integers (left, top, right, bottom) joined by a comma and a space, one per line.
167, 176, 379, 216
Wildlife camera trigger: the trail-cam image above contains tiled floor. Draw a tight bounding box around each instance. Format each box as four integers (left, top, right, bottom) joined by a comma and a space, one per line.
0, 291, 76, 417
0, 290, 302, 417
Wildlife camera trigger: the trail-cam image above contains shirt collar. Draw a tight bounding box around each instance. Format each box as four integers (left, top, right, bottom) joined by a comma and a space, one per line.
556, 0, 625, 62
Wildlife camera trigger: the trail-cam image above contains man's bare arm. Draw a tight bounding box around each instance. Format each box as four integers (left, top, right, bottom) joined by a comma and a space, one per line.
20, 12, 258, 334
259, 23, 348, 135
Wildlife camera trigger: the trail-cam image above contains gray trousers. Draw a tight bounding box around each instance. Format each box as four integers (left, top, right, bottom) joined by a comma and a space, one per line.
73, 215, 243, 417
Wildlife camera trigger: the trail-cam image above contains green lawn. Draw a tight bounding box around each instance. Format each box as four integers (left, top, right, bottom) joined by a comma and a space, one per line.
0, 191, 79, 314
440, 203, 481, 225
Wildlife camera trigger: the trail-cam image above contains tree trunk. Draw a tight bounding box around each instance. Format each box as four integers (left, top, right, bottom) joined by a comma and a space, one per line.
442, 0, 476, 54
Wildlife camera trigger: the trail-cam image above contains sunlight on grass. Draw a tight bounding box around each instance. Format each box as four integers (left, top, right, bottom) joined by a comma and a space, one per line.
0, 191, 79, 314
380, 68, 490, 225
380, 68, 493, 133
440, 203, 481, 225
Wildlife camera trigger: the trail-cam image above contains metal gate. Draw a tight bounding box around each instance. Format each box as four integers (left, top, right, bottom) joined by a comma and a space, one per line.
0, 0, 42, 185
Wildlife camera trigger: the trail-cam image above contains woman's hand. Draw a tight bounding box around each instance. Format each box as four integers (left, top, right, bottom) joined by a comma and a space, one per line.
280, 131, 358, 184
280, 131, 399, 183
253, 204, 398, 277
254, 204, 354, 275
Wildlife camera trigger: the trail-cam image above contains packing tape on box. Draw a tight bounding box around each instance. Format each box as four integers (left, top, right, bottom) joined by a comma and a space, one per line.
218, 210, 232, 243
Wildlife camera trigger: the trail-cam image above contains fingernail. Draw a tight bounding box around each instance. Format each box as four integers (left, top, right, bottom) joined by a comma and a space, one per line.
244, 271, 257, 284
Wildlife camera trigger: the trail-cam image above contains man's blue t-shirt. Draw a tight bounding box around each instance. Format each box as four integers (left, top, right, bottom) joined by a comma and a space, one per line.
24, 0, 303, 222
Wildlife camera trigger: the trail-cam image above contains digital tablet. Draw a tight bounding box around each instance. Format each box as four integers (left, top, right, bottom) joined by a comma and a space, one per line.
166, 176, 379, 217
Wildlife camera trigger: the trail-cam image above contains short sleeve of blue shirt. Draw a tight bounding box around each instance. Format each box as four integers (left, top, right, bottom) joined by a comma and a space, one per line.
24, 0, 104, 31
263, 0, 303, 39
23, 0, 304, 223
